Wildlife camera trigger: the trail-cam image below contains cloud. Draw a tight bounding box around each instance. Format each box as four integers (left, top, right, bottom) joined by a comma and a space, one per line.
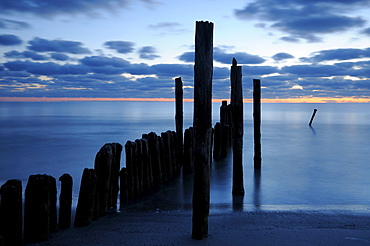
0, 0, 131, 18
0, 34, 22, 46
234, 0, 369, 42
300, 47, 370, 63
50, 53, 70, 61
80, 56, 131, 67
104, 41, 135, 54
5, 50, 49, 60
178, 48, 265, 65
138, 46, 160, 60
148, 22, 187, 34
27, 37, 91, 54
362, 27, 370, 36
272, 52, 294, 61
0, 18, 31, 30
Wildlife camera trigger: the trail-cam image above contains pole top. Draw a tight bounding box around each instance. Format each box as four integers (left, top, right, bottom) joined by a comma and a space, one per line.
232, 57, 237, 66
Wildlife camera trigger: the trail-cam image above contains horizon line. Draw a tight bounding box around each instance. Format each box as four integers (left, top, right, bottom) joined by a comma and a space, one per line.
0, 97, 369, 103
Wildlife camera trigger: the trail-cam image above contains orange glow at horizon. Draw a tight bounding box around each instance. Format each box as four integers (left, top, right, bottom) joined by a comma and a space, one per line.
0, 97, 369, 103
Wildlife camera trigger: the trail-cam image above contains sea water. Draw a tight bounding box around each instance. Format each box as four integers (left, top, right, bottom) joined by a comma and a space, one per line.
0, 102, 369, 211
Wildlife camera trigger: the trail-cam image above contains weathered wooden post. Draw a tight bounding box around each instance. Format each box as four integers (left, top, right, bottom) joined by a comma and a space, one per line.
134, 139, 143, 195
192, 20, 213, 240
231, 58, 244, 196
109, 143, 122, 209
125, 141, 135, 200
94, 143, 113, 219
119, 167, 128, 204
161, 132, 172, 182
213, 122, 222, 161
0, 179, 22, 246
74, 168, 98, 227
147, 132, 162, 186
49, 176, 57, 233
58, 174, 73, 229
24, 174, 52, 243
309, 109, 318, 126
183, 127, 194, 174
175, 77, 184, 168
253, 79, 262, 169
141, 138, 150, 192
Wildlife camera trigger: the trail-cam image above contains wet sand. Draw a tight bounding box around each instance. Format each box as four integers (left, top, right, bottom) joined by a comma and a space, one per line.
35, 209, 370, 246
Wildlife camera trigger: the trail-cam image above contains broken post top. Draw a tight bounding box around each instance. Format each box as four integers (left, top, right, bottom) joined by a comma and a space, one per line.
232, 57, 237, 66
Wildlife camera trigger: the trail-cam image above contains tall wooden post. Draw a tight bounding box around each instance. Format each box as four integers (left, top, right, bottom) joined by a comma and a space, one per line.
192, 20, 213, 240
309, 109, 318, 126
175, 77, 184, 167
231, 58, 244, 196
253, 79, 262, 169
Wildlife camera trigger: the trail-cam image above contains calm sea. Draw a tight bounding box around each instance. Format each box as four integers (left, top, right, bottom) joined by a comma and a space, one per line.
1, 102, 369, 212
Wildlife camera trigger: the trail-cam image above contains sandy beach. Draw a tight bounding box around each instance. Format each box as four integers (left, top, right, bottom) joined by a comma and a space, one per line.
32, 208, 370, 246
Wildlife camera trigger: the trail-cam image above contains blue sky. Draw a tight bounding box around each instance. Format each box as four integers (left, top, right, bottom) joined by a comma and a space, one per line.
1, 0, 370, 101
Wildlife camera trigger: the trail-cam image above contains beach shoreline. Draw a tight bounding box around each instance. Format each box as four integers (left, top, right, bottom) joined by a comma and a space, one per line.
32, 208, 370, 246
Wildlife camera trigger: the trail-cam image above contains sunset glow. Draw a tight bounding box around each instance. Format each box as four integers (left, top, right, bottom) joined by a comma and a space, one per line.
1, 97, 369, 103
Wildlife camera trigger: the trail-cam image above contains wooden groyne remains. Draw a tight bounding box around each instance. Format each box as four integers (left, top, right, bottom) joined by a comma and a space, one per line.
0, 21, 264, 244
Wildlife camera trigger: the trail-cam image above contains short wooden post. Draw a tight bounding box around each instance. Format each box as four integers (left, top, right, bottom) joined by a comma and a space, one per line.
141, 138, 150, 192
183, 127, 194, 174
49, 176, 58, 233
192, 20, 213, 240
213, 122, 222, 161
161, 132, 172, 181
125, 141, 135, 200
0, 179, 22, 246
94, 143, 113, 219
309, 109, 318, 126
74, 168, 98, 227
24, 174, 52, 243
135, 139, 143, 195
119, 167, 128, 204
147, 132, 162, 186
253, 79, 262, 169
109, 143, 122, 209
175, 77, 184, 168
58, 174, 73, 229
231, 58, 244, 196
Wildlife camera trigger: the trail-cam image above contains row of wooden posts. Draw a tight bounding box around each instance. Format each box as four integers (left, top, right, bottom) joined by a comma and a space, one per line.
0, 20, 263, 244
0, 107, 240, 245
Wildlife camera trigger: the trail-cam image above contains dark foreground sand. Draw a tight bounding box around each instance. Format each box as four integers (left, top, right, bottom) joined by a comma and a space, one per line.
32, 209, 370, 246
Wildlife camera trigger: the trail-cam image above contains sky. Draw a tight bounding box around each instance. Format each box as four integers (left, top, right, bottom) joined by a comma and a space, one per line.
1, 0, 370, 102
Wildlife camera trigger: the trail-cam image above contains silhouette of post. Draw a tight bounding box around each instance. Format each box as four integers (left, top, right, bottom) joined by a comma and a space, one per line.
175, 77, 184, 167
192, 21, 213, 240
58, 174, 73, 229
253, 79, 262, 169
309, 109, 318, 126
0, 179, 22, 246
231, 58, 244, 196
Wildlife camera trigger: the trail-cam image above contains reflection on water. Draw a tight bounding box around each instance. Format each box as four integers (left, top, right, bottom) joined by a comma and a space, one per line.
253, 169, 261, 209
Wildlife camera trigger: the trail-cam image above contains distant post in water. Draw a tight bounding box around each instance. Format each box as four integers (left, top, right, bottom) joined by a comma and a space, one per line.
175, 77, 184, 167
192, 20, 213, 240
253, 79, 262, 169
231, 58, 244, 196
309, 109, 318, 126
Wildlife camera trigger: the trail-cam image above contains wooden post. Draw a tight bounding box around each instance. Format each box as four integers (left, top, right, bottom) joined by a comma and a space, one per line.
183, 127, 194, 174
74, 168, 98, 227
253, 79, 262, 169
231, 58, 244, 196
135, 139, 143, 195
213, 122, 222, 161
0, 179, 22, 246
192, 20, 213, 240
147, 132, 162, 186
175, 77, 184, 168
125, 141, 135, 200
58, 174, 73, 229
49, 176, 58, 233
119, 167, 128, 205
309, 109, 318, 126
24, 174, 52, 243
94, 143, 113, 219
141, 138, 150, 192
109, 143, 122, 209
